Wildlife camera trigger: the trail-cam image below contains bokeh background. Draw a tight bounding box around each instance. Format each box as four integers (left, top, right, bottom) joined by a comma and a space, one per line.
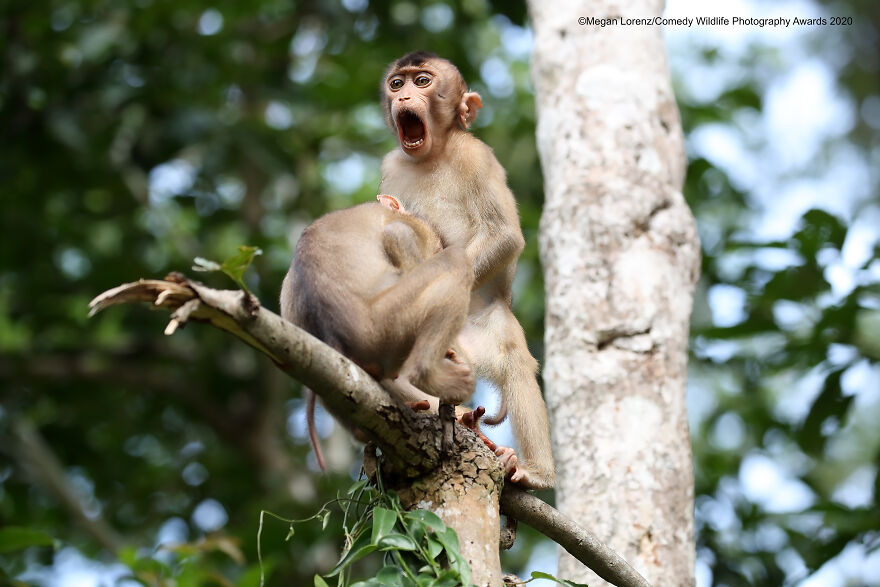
1, 0, 878, 585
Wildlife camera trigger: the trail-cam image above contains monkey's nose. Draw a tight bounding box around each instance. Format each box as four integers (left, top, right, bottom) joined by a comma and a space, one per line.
399, 96, 410, 101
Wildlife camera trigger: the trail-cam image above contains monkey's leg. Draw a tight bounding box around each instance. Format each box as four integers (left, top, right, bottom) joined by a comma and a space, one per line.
464, 302, 555, 489
372, 246, 475, 405
382, 220, 432, 271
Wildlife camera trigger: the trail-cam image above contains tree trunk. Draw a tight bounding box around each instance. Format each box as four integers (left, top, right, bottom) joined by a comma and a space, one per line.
529, 1, 700, 585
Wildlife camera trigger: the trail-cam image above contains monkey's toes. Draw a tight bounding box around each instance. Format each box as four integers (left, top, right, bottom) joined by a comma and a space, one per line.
495, 446, 520, 478
404, 400, 431, 412
458, 406, 485, 429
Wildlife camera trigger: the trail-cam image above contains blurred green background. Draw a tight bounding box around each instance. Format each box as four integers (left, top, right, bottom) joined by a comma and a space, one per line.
1, 0, 878, 585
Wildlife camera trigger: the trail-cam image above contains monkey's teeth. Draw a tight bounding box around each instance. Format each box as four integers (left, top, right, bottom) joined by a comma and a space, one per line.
404, 138, 424, 148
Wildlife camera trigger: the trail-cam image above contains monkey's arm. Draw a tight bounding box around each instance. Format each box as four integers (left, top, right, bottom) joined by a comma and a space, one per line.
466, 196, 525, 289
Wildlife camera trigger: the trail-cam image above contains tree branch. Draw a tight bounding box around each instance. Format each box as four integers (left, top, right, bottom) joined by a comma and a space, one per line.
89, 275, 651, 587
10, 420, 124, 554
500, 487, 651, 587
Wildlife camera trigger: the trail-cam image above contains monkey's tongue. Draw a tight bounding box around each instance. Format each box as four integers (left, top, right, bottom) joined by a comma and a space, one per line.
398, 112, 425, 148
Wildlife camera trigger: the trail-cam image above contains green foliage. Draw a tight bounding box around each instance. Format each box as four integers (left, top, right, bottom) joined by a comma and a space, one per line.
3, 0, 878, 584
258, 479, 472, 587
0, 0, 547, 583
679, 3, 880, 579
0, 527, 54, 553
193, 245, 263, 292
116, 537, 257, 587
529, 571, 589, 586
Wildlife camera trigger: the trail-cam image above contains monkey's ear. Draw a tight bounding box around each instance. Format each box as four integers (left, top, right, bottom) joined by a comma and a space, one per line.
377, 194, 402, 211
458, 91, 483, 129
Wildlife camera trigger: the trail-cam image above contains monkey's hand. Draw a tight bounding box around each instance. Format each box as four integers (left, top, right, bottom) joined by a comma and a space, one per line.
458, 406, 498, 451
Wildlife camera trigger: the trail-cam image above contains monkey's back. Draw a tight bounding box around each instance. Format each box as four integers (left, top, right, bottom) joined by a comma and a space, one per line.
282, 204, 391, 352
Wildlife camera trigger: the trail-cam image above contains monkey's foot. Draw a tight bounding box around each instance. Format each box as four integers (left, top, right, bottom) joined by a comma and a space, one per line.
494, 447, 552, 489
458, 406, 498, 451
457, 405, 484, 429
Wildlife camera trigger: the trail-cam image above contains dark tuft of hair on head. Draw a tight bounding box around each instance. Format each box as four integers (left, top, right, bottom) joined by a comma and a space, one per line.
395, 51, 437, 68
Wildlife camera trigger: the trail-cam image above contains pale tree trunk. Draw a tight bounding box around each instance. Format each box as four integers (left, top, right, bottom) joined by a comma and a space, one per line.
529, 1, 700, 585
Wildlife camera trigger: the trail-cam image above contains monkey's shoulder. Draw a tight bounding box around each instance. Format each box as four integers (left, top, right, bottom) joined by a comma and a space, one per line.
448, 133, 505, 179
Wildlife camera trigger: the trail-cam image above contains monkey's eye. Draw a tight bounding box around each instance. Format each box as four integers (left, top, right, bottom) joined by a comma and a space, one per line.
389, 78, 404, 90
414, 75, 431, 87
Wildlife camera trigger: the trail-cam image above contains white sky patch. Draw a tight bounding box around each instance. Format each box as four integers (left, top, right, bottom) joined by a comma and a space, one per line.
264, 100, 294, 130
421, 3, 454, 32
763, 60, 854, 169
520, 539, 559, 587
688, 123, 758, 190
707, 284, 747, 327
842, 360, 880, 404
149, 159, 197, 205
739, 453, 815, 513
480, 57, 514, 98
197, 9, 223, 36
831, 465, 876, 508
156, 517, 189, 546
192, 498, 228, 533
497, 16, 533, 60
800, 542, 880, 586
18, 547, 131, 587
709, 411, 747, 450
321, 152, 381, 195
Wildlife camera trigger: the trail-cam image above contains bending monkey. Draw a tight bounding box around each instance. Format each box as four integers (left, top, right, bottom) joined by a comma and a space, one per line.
280, 195, 475, 467
378, 51, 555, 489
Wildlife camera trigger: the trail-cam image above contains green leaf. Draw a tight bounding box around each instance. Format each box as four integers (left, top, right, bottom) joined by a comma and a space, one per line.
375, 566, 405, 586
0, 527, 53, 553
531, 571, 590, 587
314, 575, 330, 587
191, 246, 262, 291
434, 527, 460, 555
371, 507, 398, 545
219, 245, 262, 289
428, 570, 462, 587
426, 537, 443, 559
404, 510, 446, 533
798, 369, 853, 455
377, 534, 418, 551
347, 479, 369, 496
326, 532, 377, 577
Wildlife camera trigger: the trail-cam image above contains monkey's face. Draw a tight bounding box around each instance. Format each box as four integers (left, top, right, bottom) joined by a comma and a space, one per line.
384, 63, 453, 160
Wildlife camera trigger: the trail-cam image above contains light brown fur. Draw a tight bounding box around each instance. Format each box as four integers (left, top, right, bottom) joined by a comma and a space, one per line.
280, 199, 477, 467
378, 52, 555, 489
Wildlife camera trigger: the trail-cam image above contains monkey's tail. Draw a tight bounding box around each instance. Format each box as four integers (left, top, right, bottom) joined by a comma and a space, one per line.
305, 388, 326, 470
481, 398, 508, 426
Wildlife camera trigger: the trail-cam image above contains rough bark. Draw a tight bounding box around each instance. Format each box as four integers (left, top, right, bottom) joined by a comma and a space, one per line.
89, 275, 650, 587
529, 1, 701, 585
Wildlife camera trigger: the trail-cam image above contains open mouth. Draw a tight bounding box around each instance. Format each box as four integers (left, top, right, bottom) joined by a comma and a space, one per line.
396, 110, 426, 150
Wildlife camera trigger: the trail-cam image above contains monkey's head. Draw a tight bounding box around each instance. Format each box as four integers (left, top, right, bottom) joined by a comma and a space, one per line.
382, 51, 482, 160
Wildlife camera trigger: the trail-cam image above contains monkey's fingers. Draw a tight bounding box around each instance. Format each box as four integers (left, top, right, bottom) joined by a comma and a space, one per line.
458, 406, 485, 429
495, 446, 521, 480
405, 400, 431, 412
